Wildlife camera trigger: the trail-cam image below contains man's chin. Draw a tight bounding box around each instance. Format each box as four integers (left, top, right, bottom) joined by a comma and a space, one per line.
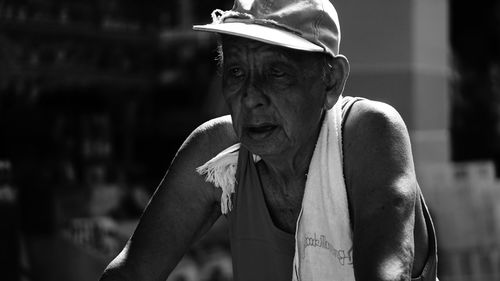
241, 140, 285, 159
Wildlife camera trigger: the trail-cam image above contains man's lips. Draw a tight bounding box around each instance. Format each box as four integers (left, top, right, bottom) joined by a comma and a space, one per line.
244, 124, 279, 140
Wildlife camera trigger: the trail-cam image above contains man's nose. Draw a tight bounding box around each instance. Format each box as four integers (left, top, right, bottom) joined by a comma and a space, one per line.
242, 79, 268, 109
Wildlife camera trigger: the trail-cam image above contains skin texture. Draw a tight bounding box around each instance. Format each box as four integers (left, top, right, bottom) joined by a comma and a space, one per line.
100, 37, 429, 281
100, 116, 237, 281
343, 100, 429, 280
220, 36, 349, 233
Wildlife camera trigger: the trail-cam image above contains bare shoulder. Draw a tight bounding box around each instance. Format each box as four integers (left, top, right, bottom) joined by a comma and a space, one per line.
168, 115, 238, 198
182, 115, 237, 155
173, 115, 238, 172
343, 98, 417, 213
343, 99, 413, 168
344, 99, 408, 140
192, 115, 236, 141
158, 115, 238, 206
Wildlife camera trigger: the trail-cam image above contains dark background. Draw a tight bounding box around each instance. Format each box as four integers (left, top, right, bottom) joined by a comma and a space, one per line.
0, 1, 234, 280
450, 0, 500, 171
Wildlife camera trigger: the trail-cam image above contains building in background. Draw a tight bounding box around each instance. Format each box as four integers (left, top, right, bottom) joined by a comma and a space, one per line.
334, 1, 500, 280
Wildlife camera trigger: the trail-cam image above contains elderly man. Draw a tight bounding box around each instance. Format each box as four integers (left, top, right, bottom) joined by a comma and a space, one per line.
100, 0, 438, 280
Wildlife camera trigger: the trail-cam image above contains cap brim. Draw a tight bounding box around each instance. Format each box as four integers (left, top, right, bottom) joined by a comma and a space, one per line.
193, 22, 324, 53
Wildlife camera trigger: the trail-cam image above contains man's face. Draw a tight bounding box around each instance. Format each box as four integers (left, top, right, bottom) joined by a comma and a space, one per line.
221, 36, 328, 157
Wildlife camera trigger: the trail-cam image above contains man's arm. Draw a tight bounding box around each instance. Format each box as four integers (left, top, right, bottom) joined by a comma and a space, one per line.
100, 116, 238, 281
343, 100, 417, 281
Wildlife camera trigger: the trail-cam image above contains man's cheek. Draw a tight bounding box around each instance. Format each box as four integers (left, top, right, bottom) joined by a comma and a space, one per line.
226, 99, 239, 116
230, 115, 244, 138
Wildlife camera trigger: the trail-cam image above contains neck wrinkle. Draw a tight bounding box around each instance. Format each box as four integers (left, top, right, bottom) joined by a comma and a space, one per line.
259, 123, 321, 187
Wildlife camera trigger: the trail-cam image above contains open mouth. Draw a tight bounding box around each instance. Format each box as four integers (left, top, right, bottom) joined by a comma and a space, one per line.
245, 124, 279, 140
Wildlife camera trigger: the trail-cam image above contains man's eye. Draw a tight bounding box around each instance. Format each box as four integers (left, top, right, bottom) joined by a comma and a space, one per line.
229, 67, 244, 78
270, 68, 286, 78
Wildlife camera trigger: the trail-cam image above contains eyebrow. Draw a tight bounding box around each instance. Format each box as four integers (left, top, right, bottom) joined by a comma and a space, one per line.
223, 41, 299, 65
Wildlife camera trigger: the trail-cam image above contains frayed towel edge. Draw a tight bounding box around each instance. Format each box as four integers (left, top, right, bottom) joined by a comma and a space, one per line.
196, 143, 240, 214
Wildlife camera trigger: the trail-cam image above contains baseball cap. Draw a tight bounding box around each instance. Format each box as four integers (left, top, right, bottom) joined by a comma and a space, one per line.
193, 0, 341, 57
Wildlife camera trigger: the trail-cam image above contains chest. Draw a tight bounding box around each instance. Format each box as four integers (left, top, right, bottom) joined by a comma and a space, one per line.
258, 171, 305, 234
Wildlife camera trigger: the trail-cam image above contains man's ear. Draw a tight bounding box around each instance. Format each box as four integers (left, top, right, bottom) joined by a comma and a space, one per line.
324, 55, 350, 109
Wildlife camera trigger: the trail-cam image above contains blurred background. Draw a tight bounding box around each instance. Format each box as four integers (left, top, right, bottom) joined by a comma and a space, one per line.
0, 0, 499, 280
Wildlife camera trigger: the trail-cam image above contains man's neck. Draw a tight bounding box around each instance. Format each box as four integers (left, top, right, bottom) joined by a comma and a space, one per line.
259, 129, 319, 187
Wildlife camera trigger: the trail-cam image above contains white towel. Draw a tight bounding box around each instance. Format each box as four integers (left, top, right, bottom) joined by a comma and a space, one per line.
196, 143, 240, 214
292, 95, 355, 280
196, 143, 260, 214
197, 96, 354, 280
